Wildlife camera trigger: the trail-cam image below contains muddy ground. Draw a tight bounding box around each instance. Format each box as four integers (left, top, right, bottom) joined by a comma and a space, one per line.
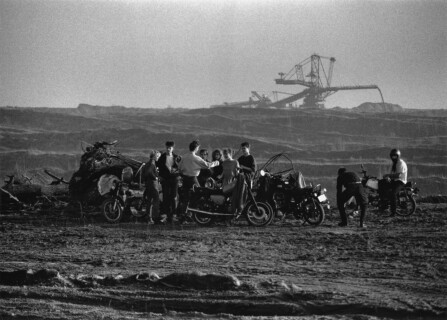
0, 204, 446, 320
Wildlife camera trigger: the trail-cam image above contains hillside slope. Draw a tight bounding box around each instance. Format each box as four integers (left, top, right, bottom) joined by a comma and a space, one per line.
1, 105, 446, 197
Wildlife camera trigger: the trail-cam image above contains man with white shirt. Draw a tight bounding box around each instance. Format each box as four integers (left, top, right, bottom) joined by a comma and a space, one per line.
383, 148, 408, 216
177, 140, 219, 222
178, 140, 219, 190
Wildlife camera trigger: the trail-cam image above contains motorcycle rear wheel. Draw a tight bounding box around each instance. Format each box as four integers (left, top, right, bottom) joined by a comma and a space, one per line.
396, 192, 416, 216
129, 198, 148, 218
303, 198, 325, 226
245, 201, 274, 227
102, 198, 123, 223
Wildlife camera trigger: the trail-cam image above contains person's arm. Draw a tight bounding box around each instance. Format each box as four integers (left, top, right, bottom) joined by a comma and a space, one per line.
195, 156, 219, 169
383, 164, 393, 179
148, 163, 158, 180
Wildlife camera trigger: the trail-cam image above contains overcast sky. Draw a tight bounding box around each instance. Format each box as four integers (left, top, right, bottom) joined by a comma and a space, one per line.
1, 0, 445, 109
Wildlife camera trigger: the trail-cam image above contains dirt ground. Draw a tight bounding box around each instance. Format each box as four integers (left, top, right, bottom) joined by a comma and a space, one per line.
0, 204, 446, 320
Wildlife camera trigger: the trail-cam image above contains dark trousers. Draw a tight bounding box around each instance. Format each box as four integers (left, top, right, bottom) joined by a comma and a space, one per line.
177, 176, 199, 216
390, 180, 404, 214
145, 181, 160, 220
337, 184, 368, 225
161, 178, 178, 219
378, 179, 405, 214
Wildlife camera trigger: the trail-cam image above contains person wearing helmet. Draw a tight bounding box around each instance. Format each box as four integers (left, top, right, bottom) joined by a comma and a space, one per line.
382, 148, 408, 216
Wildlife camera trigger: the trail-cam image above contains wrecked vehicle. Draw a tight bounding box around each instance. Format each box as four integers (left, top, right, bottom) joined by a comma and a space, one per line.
68, 140, 145, 210
1, 170, 69, 213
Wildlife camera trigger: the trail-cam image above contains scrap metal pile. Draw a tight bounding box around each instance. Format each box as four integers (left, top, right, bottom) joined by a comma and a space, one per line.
68, 140, 144, 207
1, 140, 143, 214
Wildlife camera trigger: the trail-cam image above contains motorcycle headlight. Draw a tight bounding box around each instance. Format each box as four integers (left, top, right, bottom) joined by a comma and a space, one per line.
323, 188, 327, 194
314, 193, 317, 197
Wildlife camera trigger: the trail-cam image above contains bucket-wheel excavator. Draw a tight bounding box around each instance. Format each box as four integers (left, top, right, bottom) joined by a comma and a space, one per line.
211, 54, 384, 109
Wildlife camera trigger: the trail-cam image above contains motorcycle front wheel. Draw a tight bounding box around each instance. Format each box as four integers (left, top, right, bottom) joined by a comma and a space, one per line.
102, 198, 124, 223
192, 212, 214, 226
396, 191, 416, 216
303, 198, 325, 226
245, 201, 274, 227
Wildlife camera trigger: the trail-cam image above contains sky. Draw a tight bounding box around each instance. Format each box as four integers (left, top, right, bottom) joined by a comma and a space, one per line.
1, 0, 445, 109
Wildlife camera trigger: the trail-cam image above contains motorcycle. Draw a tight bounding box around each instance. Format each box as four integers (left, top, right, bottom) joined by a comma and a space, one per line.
360, 164, 419, 216
253, 153, 329, 226
256, 169, 328, 226
101, 179, 148, 223
184, 174, 274, 227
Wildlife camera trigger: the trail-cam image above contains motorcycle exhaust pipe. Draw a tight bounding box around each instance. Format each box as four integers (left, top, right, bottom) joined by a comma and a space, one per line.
186, 207, 232, 216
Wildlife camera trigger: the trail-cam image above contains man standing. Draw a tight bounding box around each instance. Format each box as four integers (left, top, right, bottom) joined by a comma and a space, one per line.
178, 140, 219, 191
237, 142, 256, 187
336, 167, 368, 228
156, 141, 181, 223
383, 148, 408, 216
142, 150, 161, 224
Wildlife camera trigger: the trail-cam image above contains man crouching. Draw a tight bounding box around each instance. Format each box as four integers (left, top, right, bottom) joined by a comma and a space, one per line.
336, 167, 368, 228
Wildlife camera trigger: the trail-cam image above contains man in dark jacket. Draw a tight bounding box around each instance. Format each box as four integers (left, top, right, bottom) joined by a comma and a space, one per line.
238, 142, 256, 187
336, 167, 368, 228
156, 141, 181, 223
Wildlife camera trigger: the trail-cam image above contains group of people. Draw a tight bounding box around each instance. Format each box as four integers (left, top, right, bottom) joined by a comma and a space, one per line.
336, 148, 408, 229
141, 140, 257, 224
142, 141, 408, 228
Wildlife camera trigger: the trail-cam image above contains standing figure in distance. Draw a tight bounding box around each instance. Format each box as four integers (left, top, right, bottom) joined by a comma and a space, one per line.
237, 142, 256, 188
143, 150, 162, 224
156, 141, 181, 224
221, 148, 240, 188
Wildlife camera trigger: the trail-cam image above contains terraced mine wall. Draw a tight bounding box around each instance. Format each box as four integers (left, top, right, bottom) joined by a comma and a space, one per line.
1, 105, 446, 199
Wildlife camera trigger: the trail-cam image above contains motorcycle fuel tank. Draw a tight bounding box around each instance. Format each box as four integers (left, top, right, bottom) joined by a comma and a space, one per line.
210, 195, 226, 205
366, 178, 379, 190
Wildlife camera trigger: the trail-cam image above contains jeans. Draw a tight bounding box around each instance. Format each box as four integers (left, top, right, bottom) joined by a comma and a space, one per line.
145, 181, 160, 220
337, 183, 368, 225
161, 178, 179, 220
390, 180, 405, 214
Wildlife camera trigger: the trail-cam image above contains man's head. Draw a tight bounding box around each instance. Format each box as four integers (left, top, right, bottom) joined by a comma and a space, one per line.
150, 149, 161, 161
222, 148, 233, 160
241, 142, 250, 155
212, 149, 222, 161
199, 149, 208, 160
189, 140, 200, 152
337, 167, 346, 176
165, 140, 175, 153
390, 148, 401, 162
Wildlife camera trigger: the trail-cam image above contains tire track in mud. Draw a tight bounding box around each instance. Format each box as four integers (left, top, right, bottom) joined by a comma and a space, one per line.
0, 204, 446, 318
1, 284, 445, 318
